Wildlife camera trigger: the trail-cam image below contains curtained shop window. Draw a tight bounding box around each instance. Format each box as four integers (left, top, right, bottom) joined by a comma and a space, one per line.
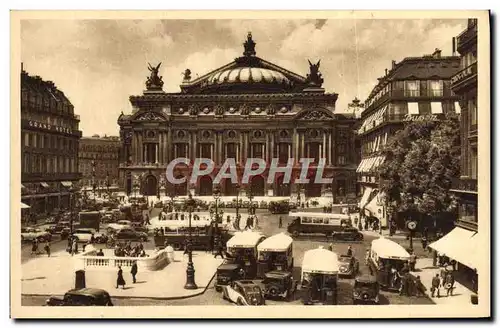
404, 80, 420, 97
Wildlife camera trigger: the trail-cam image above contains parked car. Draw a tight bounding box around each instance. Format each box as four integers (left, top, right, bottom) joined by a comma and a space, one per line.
261, 271, 297, 301
21, 227, 52, 242
114, 228, 148, 242
107, 220, 132, 233
71, 228, 107, 244
215, 263, 243, 292
331, 227, 364, 242
352, 275, 380, 304
338, 254, 360, 278
221, 280, 266, 306
46, 288, 113, 306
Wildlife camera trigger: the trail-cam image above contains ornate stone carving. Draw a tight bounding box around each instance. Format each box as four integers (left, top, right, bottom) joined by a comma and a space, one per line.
124, 131, 133, 145
214, 104, 225, 116
243, 32, 256, 57
305, 60, 324, 87
146, 62, 164, 90
299, 110, 331, 121
188, 104, 199, 116
240, 104, 250, 116
183, 69, 192, 82
136, 111, 165, 121
266, 104, 276, 115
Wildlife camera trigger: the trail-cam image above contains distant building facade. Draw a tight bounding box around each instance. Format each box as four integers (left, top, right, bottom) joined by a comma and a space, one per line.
118, 33, 358, 201
78, 135, 121, 191
21, 67, 82, 214
356, 49, 461, 228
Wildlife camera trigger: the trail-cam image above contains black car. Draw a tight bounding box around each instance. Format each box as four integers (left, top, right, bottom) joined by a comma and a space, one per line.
215, 263, 243, 292
352, 275, 380, 304
331, 227, 364, 242
261, 271, 297, 301
46, 288, 113, 306
114, 228, 148, 241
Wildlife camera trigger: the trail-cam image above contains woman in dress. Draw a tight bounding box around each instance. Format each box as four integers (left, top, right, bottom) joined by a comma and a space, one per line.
116, 266, 126, 289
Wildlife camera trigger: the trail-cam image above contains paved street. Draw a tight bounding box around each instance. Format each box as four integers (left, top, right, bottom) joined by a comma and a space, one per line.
22, 208, 435, 306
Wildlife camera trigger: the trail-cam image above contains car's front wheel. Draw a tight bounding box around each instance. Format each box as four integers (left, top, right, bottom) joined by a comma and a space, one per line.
236, 298, 245, 306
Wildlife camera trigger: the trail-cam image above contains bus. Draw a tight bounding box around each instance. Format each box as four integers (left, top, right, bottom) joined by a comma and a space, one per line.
286, 212, 352, 238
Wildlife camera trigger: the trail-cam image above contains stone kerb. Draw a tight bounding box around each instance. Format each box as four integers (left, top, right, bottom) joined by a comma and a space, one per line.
74, 245, 170, 272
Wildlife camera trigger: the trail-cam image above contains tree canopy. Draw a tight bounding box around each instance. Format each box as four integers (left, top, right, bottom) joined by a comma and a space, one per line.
377, 114, 461, 220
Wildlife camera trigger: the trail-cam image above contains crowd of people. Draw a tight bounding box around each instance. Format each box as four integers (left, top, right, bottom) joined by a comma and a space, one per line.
112, 241, 147, 258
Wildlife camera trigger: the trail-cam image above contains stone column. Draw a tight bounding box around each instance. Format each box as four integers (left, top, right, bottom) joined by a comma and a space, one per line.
323, 131, 327, 162
330, 128, 335, 166
218, 131, 223, 165
270, 131, 275, 162
239, 131, 243, 164
167, 128, 172, 163
158, 132, 163, 164
193, 131, 198, 160
300, 131, 305, 159
293, 128, 298, 163
155, 144, 159, 164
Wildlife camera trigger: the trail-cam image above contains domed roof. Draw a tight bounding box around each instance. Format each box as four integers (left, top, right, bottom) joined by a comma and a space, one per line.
206, 67, 290, 86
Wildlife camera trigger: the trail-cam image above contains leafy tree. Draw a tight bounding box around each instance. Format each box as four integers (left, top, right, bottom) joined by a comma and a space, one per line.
378, 114, 460, 228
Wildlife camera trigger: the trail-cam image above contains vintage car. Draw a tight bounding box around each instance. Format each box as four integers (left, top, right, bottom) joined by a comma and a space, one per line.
106, 220, 132, 233
21, 227, 52, 242
352, 275, 380, 304
338, 254, 360, 278
44, 217, 58, 225
215, 263, 243, 292
221, 280, 266, 306
113, 228, 148, 242
71, 228, 107, 244
261, 271, 297, 301
46, 288, 113, 306
331, 227, 364, 242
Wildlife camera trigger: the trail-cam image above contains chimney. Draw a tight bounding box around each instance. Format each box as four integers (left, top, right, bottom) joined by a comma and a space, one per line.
452, 37, 456, 55
21, 62, 23, 72
392, 60, 396, 68
385, 68, 388, 76
432, 48, 442, 58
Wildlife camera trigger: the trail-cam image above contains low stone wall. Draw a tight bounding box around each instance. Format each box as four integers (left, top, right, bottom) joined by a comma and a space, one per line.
75, 245, 170, 271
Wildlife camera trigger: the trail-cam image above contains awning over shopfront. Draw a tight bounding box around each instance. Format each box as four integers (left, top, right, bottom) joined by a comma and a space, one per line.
21, 202, 30, 209
21, 184, 25, 189
359, 187, 373, 209
365, 191, 384, 218
428, 227, 478, 270
40, 182, 49, 188
61, 181, 73, 187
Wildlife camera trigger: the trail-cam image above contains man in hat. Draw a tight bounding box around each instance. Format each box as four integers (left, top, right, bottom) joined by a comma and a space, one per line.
431, 273, 441, 298
445, 271, 455, 296
131, 262, 138, 284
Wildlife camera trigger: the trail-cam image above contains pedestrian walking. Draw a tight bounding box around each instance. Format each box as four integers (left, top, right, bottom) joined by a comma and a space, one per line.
72, 239, 78, 255
346, 245, 353, 257
431, 273, 441, 298
327, 243, 333, 252
214, 241, 224, 259
44, 241, 51, 257
414, 276, 426, 297
278, 216, 283, 228
90, 233, 95, 244
444, 271, 455, 296
116, 266, 126, 289
365, 249, 370, 265
31, 239, 38, 256
131, 262, 138, 284
421, 235, 428, 251
409, 252, 417, 271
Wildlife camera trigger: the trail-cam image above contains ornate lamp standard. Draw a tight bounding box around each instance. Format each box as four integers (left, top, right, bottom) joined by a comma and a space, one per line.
213, 184, 221, 228
234, 183, 241, 229
247, 187, 254, 215
106, 171, 111, 198
184, 192, 198, 290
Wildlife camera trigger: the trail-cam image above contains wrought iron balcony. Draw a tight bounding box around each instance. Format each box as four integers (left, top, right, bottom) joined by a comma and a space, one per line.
22, 172, 82, 182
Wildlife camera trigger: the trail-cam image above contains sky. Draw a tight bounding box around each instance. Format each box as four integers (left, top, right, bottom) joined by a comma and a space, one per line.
21, 19, 467, 137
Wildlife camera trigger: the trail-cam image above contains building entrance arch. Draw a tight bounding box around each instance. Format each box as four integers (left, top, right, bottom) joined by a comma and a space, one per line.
250, 175, 265, 196
143, 175, 158, 196
199, 176, 213, 196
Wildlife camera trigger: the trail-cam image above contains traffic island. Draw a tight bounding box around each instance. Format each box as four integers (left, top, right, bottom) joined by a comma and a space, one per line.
21, 249, 223, 300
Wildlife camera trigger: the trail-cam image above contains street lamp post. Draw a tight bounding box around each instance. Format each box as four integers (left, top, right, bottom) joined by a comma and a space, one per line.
213, 184, 221, 229
234, 183, 240, 228
184, 193, 198, 290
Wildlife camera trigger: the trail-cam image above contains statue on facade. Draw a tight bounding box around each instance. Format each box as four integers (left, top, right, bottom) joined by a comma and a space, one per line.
183, 69, 192, 82
146, 62, 164, 90
306, 59, 324, 87
266, 104, 276, 115
240, 104, 250, 116
214, 105, 225, 116
188, 104, 199, 116
243, 32, 256, 57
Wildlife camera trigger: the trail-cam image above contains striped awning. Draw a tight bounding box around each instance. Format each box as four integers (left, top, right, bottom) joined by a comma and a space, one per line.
40, 182, 49, 188
61, 181, 73, 187
21, 202, 30, 209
